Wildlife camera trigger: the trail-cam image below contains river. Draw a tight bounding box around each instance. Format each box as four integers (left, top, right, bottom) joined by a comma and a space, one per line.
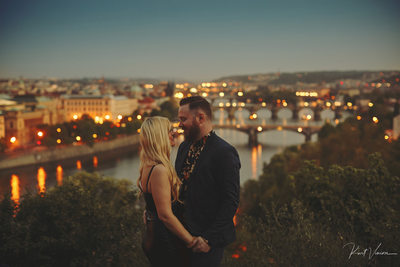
0, 107, 349, 201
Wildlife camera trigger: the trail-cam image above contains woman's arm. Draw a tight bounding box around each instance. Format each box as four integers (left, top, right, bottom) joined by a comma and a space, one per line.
150, 165, 195, 247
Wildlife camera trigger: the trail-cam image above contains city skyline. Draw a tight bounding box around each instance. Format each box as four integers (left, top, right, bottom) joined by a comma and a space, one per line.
1, 0, 399, 81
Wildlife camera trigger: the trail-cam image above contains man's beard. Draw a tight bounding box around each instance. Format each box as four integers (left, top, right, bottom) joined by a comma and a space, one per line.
184, 121, 201, 142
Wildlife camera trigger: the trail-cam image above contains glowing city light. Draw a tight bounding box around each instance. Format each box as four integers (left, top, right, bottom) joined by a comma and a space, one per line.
76, 136, 81, 141
297, 127, 303, 133
347, 102, 353, 107
326, 102, 332, 107
384, 135, 389, 140
190, 88, 198, 93
249, 113, 258, 120
76, 160, 82, 170
368, 102, 374, 107
93, 156, 98, 168
56, 165, 63, 186
57, 128, 62, 133
73, 114, 78, 120
219, 103, 224, 107
56, 139, 62, 144
105, 115, 110, 120
10, 137, 16, 144
37, 131, 44, 137
262, 102, 266, 107
174, 92, 184, 99
237, 91, 243, 97
357, 116, 362, 120
257, 126, 262, 132
11, 175, 20, 205
306, 115, 312, 120
219, 92, 225, 97
37, 167, 46, 194
117, 115, 123, 120
304, 102, 309, 107
372, 117, 379, 123
92, 134, 98, 139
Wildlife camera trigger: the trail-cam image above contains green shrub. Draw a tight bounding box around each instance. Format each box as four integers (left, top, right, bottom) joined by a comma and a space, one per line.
0, 172, 147, 267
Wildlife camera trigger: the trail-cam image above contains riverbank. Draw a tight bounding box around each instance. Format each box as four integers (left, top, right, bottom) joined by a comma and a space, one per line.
0, 135, 140, 171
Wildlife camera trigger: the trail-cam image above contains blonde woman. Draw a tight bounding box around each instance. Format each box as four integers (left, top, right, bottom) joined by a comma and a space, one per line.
137, 116, 195, 267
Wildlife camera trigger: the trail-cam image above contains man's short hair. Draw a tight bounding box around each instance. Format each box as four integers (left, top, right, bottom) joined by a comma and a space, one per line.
180, 96, 212, 119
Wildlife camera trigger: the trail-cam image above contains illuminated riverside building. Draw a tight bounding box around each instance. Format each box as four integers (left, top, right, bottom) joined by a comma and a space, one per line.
1, 96, 65, 147
0, 113, 5, 139
60, 94, 138, 121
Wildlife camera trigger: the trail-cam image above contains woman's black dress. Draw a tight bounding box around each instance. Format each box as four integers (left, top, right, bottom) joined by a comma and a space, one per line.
141, 165, 188, 267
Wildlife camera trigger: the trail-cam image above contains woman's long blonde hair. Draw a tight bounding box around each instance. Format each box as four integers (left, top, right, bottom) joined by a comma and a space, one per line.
137, 116, 181, 202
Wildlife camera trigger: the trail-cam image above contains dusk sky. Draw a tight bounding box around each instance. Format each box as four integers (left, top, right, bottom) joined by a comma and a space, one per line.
1, 0, 399, 81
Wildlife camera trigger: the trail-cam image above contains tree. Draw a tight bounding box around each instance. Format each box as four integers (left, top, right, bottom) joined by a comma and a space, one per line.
225, 154, 400, 266
0, 172, 147, 266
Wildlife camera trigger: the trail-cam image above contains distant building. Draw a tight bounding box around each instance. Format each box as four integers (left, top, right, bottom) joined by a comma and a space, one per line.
128, 84, 143, 99
60, 94, 138, 121
393, 114, 400, 140
0, 113, 5, 139
4, 108, 51, 147
1, 95, 65, 147
11, 95, 65, 125
138, 97, 156, 114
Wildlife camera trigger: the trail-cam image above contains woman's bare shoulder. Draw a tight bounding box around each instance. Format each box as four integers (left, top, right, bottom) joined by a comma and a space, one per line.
150, 164, 169, 181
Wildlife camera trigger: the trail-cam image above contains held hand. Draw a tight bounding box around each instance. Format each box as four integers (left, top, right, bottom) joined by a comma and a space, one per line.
187, 236, 200, 249
192, 237, 210, 253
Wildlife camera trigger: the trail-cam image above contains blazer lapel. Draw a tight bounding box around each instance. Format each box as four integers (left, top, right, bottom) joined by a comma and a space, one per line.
175, 141, 190, 174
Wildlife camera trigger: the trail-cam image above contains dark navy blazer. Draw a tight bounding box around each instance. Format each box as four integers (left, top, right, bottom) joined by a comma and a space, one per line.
175, 131, 241, 248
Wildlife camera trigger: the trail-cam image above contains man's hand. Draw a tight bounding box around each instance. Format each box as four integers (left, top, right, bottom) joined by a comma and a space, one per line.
192, 237, 210, 253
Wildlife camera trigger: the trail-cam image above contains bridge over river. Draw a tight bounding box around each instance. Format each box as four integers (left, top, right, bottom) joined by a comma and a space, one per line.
213, 123, 322, 146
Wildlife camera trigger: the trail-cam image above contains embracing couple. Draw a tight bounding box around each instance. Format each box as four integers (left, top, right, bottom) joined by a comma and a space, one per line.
137, 96, 241, 267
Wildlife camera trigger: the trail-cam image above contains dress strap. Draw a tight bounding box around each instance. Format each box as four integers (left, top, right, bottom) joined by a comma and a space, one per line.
146, 165, 157, 192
